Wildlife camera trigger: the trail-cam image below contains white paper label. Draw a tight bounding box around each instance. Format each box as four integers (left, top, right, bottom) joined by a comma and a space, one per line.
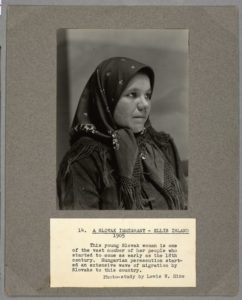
50, 218, 196, 287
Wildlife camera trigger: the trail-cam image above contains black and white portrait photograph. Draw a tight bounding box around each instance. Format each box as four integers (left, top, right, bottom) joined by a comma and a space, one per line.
57, 29, 189, 210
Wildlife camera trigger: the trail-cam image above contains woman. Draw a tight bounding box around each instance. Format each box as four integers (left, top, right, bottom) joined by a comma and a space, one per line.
57, 57, 187, 210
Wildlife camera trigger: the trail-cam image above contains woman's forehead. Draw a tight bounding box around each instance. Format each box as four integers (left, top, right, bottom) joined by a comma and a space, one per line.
123, 73, 151, 92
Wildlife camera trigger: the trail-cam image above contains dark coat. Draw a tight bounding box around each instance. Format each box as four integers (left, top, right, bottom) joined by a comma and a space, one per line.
57, 132, 188, 210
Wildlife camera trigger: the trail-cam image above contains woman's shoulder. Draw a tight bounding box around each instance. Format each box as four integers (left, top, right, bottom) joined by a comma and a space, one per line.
57, 136, 114, 199
146, 126, 180, 166
146, 127, 173, 147
58, 136, 112, 178
63, 136, 110, 162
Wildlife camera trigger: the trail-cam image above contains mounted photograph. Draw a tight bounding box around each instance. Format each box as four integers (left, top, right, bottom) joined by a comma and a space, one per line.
56, 29, 189, 210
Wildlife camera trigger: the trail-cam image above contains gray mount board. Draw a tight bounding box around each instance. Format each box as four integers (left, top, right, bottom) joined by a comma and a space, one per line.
3, 4, 239, 297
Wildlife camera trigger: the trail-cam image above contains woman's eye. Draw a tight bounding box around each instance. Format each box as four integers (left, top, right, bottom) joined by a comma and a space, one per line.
126, 92, 151, 100
127, 92, 137, 98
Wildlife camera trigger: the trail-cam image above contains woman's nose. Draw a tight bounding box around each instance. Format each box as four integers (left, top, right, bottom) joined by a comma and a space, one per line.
137, 96, 149, 110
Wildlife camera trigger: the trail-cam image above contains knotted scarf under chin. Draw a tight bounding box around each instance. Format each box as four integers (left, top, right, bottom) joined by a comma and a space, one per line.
113, 128, 145, 209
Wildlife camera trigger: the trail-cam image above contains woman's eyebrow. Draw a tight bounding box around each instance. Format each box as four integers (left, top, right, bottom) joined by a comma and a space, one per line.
125, 88, 151, 93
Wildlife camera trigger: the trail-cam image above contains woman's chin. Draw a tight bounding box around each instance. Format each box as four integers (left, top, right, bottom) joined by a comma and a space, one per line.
132, 126, 145, 133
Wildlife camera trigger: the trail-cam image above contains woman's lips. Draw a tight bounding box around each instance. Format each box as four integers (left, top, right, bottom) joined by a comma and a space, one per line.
133, 116, 146, 119
132, 116, 147, 123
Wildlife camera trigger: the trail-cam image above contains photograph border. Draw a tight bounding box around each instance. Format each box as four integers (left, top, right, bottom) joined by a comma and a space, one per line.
56, 28, 189, 211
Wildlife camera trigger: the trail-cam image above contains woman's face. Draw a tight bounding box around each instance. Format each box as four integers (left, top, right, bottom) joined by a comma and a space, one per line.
113, 73, 152, 133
